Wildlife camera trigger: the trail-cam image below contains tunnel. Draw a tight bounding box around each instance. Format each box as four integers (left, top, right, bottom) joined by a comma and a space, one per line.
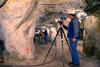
0, 0, 100, 67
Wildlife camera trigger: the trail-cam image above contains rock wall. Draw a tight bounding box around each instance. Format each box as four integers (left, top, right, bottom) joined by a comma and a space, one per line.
83, 0, 100, 59
0, 0, 45, 59
83, 16, 100, 59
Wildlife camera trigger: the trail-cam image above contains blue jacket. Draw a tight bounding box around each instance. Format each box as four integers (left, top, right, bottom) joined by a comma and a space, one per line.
63, 17, 80, 39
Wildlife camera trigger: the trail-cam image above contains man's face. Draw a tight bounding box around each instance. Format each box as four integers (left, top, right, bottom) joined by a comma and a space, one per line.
69, 15, 74, 20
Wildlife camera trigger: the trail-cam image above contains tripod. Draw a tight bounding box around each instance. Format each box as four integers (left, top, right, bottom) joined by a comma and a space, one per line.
43, 26, 71, 67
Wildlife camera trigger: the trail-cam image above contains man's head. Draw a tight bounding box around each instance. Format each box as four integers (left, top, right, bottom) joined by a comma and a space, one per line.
68, 14, 76, 19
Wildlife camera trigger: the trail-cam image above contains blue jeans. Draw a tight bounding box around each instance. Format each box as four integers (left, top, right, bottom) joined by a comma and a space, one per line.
69, 38, 80, 64
45, 35, 48, 43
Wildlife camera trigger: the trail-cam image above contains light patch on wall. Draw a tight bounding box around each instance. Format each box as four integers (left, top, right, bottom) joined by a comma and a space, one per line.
6, 0, 28, 6
39, 0, 69, 4
7, 0, 16, 3
97, 17, 100, 32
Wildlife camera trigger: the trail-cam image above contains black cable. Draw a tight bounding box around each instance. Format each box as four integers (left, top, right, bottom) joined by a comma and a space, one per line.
24, 39, 58, 66
30, 42, 57, 66
1, 43, 57, 66
0, 0, 8, 8
2, 38, 58, 66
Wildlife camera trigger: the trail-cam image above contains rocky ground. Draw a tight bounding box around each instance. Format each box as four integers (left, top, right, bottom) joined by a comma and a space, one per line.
0, 40, 100, 67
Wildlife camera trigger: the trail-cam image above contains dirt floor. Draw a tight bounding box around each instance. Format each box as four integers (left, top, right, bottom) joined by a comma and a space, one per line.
0, 40, 100, 67
33, 40, 100, 67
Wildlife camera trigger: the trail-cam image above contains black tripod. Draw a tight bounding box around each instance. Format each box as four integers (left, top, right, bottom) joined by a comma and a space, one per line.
43, 26, 71, 67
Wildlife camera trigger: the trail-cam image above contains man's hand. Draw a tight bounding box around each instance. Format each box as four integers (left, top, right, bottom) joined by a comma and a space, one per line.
61, 24, 63, 27
73, 38, 76, 42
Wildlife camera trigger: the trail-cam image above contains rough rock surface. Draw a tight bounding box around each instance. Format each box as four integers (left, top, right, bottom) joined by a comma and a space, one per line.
83, 0, 100, 59
83, 16, 100, 59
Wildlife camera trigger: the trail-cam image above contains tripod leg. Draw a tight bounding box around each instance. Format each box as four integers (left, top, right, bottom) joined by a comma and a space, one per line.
43, 28, 60, 63
62, 29, 71, 55
61, 39, 65, 67
62, 29, 69, 46
54, 40, 57, 57
60, 28, 65, 67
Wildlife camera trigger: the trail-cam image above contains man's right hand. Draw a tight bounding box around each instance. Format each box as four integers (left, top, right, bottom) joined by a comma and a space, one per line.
61, 24, 63, 27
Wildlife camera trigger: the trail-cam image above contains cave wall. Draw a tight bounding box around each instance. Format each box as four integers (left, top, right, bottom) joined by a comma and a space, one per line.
83, 16, 100, 59
0, 0, 44, 60
83, 0, 100, 59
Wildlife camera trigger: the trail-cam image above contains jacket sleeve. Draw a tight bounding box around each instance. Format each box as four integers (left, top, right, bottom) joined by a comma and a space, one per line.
63, 25, 68, 30
73, 19, 80, 38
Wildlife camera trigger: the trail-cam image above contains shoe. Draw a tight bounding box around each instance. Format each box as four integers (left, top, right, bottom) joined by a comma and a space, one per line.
74, 64, 80, 67
68, 62, 74, 65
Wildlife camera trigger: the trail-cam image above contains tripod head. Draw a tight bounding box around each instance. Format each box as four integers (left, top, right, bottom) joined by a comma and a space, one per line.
55, 16, 67, 26
58, 20, 63, 25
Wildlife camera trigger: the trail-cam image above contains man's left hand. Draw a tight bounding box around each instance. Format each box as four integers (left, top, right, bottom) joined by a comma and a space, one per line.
73, 38, 76, 42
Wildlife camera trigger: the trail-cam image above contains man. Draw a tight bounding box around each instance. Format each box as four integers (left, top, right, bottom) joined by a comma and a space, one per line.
43, 29, 48, 43
62, 14, 80, 66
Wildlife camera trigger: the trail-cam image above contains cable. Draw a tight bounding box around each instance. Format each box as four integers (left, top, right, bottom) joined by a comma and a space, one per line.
0, 0, 8, 8
1, 42, 57, 66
